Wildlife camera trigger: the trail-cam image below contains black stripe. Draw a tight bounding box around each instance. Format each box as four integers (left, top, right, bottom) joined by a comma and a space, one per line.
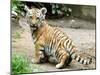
55, 52, 59, 57
55, 48, 60, 58
68, 41, 72, 49
59, 53, 64, 61
82, 59, 84, 64
58, 53, 62, 59
52, 38, 56, 49
89, 58, 92, 64
78, 57, 81, 62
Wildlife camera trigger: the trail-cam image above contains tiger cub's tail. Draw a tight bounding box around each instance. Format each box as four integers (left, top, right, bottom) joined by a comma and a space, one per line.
71, 52, 92, 65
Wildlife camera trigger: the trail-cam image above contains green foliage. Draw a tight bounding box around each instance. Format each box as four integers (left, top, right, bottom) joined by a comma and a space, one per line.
51, 4, 72, 16
29, 3, 72, 17
12, 54, 32, 74
12, 54, 44, 74
11, 0, 72, 18
12, 0, 24, 15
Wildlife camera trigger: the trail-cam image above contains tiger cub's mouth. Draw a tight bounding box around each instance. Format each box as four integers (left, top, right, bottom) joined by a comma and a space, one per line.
30, 24, 38, 30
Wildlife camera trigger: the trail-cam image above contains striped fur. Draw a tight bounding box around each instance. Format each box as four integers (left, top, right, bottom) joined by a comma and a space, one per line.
25, 6, 92, 69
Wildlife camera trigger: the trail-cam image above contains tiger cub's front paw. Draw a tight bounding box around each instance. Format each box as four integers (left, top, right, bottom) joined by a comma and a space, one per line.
56, 63, 64, 69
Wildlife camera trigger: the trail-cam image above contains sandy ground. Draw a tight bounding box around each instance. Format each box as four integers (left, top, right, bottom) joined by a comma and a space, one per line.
11, 18, 96, 72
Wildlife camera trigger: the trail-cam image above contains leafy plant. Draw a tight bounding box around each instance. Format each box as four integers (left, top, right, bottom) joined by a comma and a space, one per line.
12, 54, 32, 74
51, 4, 72, 16
12, 54, 44, 74
11, 1, 72, 18
12, 0, 24, 16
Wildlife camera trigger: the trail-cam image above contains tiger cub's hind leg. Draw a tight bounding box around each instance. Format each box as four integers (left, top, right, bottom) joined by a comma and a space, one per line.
56, 50, 69, 69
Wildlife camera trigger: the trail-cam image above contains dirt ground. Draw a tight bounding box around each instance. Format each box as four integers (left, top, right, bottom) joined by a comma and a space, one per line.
11, 17, 96, 73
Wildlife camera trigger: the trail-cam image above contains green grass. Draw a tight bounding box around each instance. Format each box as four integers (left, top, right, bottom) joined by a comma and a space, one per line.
12, 54, 32, 74
12, 54, 44, 74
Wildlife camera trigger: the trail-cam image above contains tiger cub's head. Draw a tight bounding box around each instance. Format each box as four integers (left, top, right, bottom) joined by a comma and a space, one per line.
25, 5, 47, 31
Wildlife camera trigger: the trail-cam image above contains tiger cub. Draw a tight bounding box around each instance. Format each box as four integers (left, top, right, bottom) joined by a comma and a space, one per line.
24, 6, 92, 69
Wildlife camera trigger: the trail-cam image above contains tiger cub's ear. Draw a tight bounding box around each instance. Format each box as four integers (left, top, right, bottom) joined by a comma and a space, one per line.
40, 7, 47, 15
40, 7, 47, 20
